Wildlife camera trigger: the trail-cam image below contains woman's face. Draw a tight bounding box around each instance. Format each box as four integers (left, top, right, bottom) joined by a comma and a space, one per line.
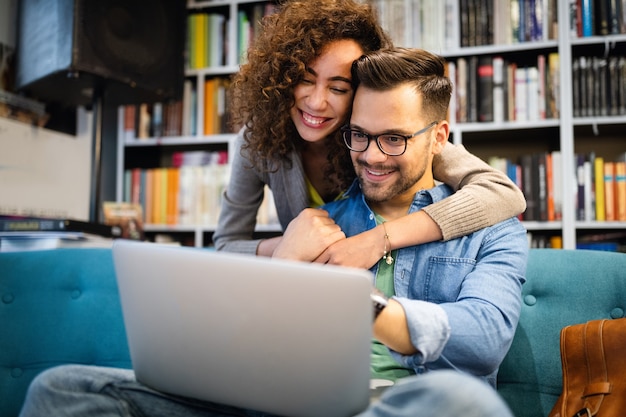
290, 39, 364, 144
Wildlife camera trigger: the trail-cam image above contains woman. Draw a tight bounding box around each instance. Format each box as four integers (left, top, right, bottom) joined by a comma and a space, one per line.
213, 0, 526, 269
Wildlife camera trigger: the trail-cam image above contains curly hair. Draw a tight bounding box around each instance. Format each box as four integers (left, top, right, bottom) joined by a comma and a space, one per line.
229, 0, 392, 189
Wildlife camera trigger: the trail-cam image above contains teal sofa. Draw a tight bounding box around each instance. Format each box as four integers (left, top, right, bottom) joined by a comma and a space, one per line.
2, 248, 626, 417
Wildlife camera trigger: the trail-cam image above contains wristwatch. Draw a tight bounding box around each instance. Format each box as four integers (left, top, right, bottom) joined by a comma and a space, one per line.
370, 288, 389, 320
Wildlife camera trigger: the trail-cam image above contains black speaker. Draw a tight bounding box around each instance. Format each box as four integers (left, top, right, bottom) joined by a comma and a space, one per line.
15, 0, 186, 106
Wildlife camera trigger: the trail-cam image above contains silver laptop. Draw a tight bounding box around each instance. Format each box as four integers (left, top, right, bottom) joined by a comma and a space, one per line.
112, 239, 375, 417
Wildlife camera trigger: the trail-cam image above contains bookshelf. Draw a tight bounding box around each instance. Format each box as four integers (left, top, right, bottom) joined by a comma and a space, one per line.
115, 0, 280, 247
366, 0, 626, 251
116, 0, 626, 250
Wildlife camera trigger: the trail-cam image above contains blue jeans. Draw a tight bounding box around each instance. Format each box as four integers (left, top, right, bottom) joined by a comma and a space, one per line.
19, 365, 513, 417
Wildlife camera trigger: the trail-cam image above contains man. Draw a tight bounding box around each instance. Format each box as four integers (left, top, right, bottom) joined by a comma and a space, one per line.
274, 47, 528, 388
19, 48, 522, 417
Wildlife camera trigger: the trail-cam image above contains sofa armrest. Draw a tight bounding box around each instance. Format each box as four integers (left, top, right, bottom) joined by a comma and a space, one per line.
0, 248, 132, 417
498, 249, 626, 417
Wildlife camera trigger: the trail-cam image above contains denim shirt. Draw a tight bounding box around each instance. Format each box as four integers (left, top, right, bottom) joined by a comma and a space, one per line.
322, 181, 528, 387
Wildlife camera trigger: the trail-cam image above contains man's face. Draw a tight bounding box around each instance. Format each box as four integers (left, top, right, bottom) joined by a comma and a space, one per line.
348, 84, 444, 215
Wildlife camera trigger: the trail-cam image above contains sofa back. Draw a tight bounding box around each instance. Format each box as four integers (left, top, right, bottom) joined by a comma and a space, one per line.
0, 248, 131, 417
497, 249, 626, 417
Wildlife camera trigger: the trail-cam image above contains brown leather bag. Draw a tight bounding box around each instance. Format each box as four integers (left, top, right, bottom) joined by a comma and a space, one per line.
548, 318, 626, 417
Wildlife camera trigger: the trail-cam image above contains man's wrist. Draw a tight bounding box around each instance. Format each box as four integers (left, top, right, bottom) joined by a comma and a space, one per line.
371, 288, 389, 320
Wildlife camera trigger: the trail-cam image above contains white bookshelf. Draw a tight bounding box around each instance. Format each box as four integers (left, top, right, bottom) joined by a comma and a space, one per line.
116, 0, 626, 249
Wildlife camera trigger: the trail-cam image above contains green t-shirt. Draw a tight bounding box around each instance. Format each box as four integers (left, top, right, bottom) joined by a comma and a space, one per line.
370, 215, 415, 382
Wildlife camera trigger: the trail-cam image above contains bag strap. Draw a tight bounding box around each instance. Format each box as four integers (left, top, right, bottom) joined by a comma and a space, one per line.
578, 320, 613, 416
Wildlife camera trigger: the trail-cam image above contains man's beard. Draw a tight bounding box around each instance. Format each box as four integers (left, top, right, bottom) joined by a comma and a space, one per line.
356, 161, 427, 203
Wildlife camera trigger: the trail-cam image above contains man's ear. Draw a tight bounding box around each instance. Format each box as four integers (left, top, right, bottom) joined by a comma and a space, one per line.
431, 120, 450, 155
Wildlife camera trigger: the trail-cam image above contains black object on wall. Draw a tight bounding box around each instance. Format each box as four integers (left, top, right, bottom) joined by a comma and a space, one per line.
15, 0, 186, 106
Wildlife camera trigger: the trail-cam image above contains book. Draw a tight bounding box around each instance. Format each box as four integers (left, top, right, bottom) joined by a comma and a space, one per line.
595, 0, 610, 35
514, 67, 528, 121
526, 66, 540, 120
552, 150, 563, 220
492, 56, 505, 123
594, 156, 606, 221
0, 231, 113, 252
0, 216, 122, 238
521, 154, 538, 221
456, 57, 467, 123
477, 56, 494, 122
615, 161, 626, 221
604, 162, 616, 221
102, 202, 144, 240
576, 154, 586, 221
580, 0, 595, 36
545, 152, 555, 221
547, 52, 560, 119
123, 105, 136, 141
468, 56, 478, 122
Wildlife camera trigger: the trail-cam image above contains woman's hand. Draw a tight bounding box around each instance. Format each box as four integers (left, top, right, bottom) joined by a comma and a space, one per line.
272, 208, 345, 262
315, 226, 384, 269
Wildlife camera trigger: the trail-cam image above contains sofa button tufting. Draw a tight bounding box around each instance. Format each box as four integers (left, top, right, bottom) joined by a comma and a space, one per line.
2, 293, 14, 304
71, 289, 82, 299
610, 308, 624, 319
11, 368, 23, 378
524, 295, 537, 306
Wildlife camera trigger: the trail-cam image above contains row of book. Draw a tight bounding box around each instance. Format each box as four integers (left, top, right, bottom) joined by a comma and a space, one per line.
572, 54, 626, 118
575, 154, 626, 222
460, 0, 558, 47
121, 77, 231, 140
187, 12, 227, 69
123, 151, 279, 228
186, 4, 278, 69
123, 101, 185, 141
490, 151, 626, 223
570, 0, 626, 37
527, 231, 626, 252
369, 0, 557, 51
450, 52, 559, 124
0, 202, 149, 252
124, 151, 229, 226
237, 4, 278, 65
368, 0, 456, 52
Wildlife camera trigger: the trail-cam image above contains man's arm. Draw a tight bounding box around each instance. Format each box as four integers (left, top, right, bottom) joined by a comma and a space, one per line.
392, 219, 528, 375
373, 299, 416, 355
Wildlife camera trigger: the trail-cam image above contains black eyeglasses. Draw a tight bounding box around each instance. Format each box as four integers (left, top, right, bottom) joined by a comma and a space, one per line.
341, 121, 438, 156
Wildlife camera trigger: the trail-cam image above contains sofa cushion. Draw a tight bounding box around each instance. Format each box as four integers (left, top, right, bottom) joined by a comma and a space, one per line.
0, 248, 132, 417
497, 249, 626, 417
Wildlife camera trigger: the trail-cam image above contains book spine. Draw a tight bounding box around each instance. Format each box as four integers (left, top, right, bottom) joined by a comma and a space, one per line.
594, 157, 606, 221
615, 161, 626, 221
581, 0, 594, 36
492, 56, 505, 123
604, 162, 616, 221
477, 57, 494, 122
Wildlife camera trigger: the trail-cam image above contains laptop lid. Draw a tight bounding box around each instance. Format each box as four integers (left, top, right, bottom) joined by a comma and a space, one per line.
112, 240, 374, 417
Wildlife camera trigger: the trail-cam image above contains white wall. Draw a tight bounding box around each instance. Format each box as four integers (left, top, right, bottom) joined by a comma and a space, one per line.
0, 109, 93, 220
0, 0, 93, 221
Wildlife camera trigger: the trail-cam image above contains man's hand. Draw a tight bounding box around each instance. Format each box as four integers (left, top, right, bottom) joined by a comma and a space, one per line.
314, 227, 384, 268
272, 208, 346, 262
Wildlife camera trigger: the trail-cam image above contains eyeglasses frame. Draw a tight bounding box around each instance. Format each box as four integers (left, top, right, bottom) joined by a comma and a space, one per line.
341, 121, 439, 156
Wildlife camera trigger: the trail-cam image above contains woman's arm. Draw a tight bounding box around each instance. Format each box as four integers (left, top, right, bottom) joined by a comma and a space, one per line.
425, 141, 526, 240
212, 132, 267, 255
316, 142, 526, 268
